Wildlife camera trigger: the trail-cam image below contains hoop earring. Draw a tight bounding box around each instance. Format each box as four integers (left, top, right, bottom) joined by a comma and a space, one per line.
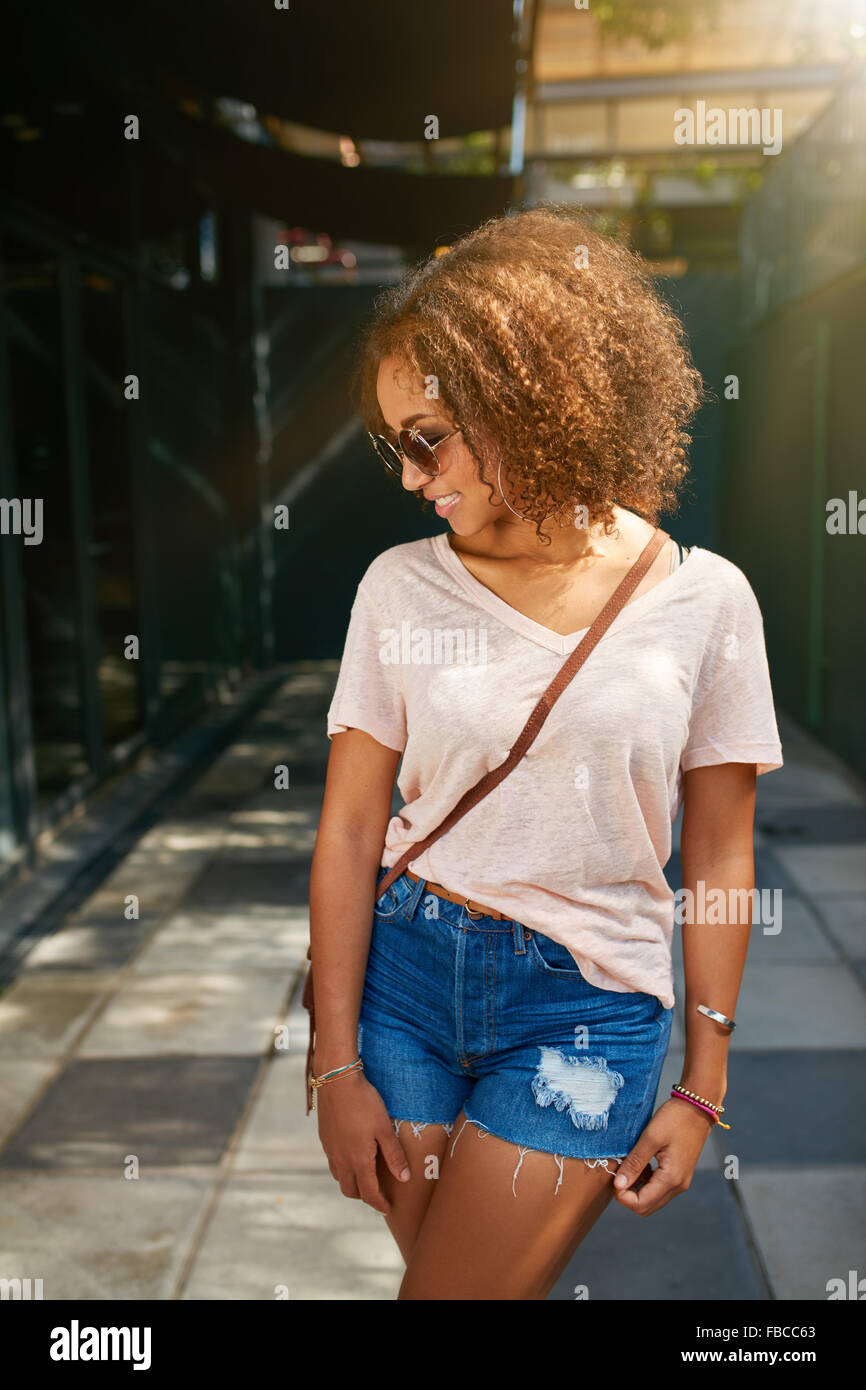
497, 458, 530, 520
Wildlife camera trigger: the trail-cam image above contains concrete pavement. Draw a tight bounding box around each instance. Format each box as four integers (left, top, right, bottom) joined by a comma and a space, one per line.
0, 662, 864, 1300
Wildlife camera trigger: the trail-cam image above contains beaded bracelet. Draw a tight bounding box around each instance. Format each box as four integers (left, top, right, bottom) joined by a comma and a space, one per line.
671, 1083, 725, 1114
670, 1087, 731, 1129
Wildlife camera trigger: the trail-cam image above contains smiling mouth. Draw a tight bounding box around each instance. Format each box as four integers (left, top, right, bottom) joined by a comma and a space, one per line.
427, 490, 461, 503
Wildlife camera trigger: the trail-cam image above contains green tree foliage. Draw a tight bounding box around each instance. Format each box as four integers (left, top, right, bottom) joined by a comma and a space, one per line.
594, 0, 722, 50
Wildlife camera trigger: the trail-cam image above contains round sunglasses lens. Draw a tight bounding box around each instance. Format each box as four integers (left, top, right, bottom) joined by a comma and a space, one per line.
371, 437, 403, 475
398, 430, 438, 474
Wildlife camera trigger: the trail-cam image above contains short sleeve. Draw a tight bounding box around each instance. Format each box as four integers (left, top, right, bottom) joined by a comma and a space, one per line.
681, 574, 783, 776
326, 584, 407, 752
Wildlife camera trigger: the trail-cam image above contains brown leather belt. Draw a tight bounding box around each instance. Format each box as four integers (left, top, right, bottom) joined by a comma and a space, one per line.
405, 868, 521, 925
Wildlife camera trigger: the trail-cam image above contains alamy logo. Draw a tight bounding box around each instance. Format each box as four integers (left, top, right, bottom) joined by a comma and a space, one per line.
826, 1270, 866, 1299
379, 622, 488, 665
0, 1277, 43, 1299
674, 883, 782, 933
0, 498, 43, 545
49, 1320, 151, 1370
674, 101, 782, 156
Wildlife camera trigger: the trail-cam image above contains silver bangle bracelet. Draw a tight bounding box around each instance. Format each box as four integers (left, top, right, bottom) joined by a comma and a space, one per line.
697, 1003, 736, 1030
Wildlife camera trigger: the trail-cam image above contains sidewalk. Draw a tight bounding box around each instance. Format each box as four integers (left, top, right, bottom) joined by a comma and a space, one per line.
0, 663, 864, 1301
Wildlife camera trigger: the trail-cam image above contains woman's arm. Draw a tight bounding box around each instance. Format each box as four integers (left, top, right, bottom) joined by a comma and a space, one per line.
678, 760, 757, 1103
613, 760, 758, 1213
308, 727, 412, 1214
310, 726, 401, 1072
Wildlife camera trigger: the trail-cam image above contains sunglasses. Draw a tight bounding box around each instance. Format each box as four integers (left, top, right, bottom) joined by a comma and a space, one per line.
368, 424, 461, 477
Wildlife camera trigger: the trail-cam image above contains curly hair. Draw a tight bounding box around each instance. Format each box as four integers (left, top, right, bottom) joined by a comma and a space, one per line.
353, 204, 705, 543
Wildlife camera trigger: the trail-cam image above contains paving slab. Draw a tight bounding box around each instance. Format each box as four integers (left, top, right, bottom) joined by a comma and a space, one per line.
182, 857, 314, 911
673, 956, 866, 1049
724, 963, 866, 1049
721, 1050, 866, 1165
196, 827, 322, 862
0, 1056, 260, 1170
732, 897, 839, 964
752, 765, 861, 806
66, 877, 195, 923
129, 909, 309, 974
0, 1172, 208, 1299
77, 971, 293, 1058
236, 784, 326, 809
755, 805, 866, 843
175, 756, 276, 803
119, 824, 227, 857
181, 1173, 403, 1301
233, 1053, 321, 1174
19, 922, 155, 972
105, 840, 215, 869
550, 1170, 767, 1300
0, 972, 116, 1059
0, 1059, 57, 1145
207, 800, 324, 854
738, 1165, 866, 1300
772, 844, 866, 896
818, 895, 866, 959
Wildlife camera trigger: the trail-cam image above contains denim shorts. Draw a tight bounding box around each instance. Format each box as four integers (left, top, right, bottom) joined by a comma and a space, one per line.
357, 867, 674, 1171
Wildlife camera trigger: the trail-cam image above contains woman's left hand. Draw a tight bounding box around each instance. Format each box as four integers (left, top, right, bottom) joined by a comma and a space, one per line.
611, 1098, 718, 1215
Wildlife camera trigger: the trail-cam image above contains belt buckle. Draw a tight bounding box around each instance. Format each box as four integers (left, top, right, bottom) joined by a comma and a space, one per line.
463, 897, 484, 920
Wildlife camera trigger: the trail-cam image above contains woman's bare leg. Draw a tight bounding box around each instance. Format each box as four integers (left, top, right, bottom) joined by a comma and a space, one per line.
375, 1120, 454, 1263
397, 1111, 621, 1300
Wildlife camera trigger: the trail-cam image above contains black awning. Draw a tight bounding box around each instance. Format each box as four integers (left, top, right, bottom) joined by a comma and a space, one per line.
170, 110, 516, 247
1, 99, 515, 252
23, 0, 518, 142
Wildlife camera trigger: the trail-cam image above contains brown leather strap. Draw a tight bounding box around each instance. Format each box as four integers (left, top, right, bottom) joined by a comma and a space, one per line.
304, 523, 669, 1113
375, 525, 669, 897
301, 966, 316, 1114
404, 868, 511, 920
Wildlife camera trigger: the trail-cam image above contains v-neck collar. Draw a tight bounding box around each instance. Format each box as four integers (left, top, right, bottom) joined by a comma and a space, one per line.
431, 530, 701, 656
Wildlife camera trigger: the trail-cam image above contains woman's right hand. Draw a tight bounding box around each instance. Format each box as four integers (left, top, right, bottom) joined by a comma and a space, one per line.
316, 1068, 412, 1215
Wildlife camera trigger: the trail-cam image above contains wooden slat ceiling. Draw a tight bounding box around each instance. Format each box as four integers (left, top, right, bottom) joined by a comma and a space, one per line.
534, 0, 854, 83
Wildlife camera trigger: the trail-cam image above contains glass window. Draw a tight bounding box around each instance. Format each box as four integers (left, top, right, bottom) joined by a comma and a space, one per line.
81, 266, 145, 749
3, 231, 89, 801
0, 596, 20, 861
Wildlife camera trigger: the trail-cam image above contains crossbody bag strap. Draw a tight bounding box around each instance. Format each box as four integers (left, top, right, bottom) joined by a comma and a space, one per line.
374, 525, 669, 898
303, 523, 668, 1113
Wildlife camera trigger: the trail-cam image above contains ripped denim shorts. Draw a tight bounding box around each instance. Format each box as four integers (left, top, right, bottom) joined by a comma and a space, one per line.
357, 867, 674, 1172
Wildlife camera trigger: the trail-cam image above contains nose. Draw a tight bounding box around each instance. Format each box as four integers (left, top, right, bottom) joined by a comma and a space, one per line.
400, 459, 433, 491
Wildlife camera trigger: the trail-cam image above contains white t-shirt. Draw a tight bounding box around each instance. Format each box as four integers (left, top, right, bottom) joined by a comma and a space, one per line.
326, 532, 784, 1008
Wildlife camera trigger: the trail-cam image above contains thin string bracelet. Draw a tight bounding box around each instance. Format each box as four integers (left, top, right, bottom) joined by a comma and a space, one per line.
310, 1057, 363, 1111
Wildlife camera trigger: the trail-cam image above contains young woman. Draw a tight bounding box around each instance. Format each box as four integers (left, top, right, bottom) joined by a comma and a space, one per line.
307, 206, 783, 1300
